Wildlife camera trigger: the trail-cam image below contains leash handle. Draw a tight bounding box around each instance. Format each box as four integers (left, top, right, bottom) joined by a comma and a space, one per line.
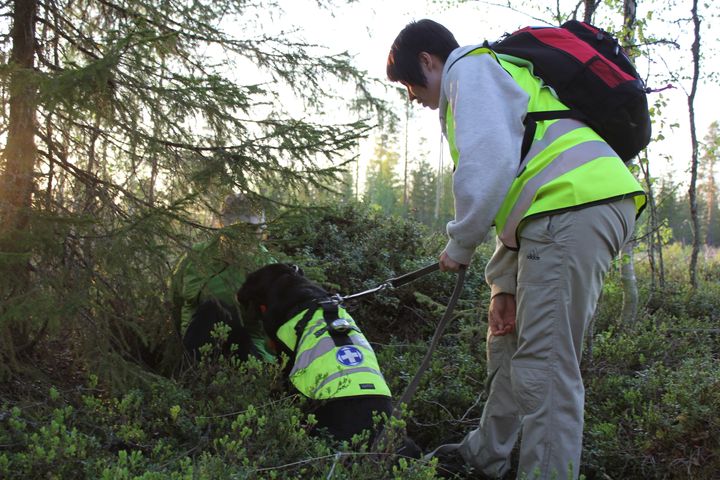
387, 262, 440, 289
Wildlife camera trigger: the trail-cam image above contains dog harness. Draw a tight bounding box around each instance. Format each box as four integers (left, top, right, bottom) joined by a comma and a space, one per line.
275, 303, 391, 400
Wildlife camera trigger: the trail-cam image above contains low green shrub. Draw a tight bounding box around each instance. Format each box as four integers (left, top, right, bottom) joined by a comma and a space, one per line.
584, 302, 720, 479
1, 353, 439, 479
3, 204, 719, 479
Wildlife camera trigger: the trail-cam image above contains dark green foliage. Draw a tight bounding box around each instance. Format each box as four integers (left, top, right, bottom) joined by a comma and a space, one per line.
2, 203, 720, 479
267, 201, 490, 339
1, 354, 438, 479
0, 0, 381, 378
583, 319, 719, 479
407, 159, 448, 229
582, 244, 720, 479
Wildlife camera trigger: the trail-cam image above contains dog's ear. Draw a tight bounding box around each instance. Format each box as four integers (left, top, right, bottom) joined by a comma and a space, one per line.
237, 263, 290, 305
237, 262, 306, 306
236, 282, 254, 305
237, 269, 265, 305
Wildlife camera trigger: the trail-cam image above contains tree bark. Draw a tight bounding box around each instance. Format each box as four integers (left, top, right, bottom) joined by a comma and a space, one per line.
1, 0, 39, 250
620, 241, 639, 325
582, 0, 598, 22
706, 171, 715, 246
688, 0, 701, 290
702, 122, 719, 246
0, 0, 39, 373
619, 0, 639, 325
639, 156, 657, 293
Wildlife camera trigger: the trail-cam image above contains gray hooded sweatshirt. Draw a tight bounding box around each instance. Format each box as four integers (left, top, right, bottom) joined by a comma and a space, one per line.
438, 45, 530, 296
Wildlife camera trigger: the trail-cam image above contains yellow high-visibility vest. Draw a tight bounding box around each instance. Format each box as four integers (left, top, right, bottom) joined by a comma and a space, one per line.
445, 47, 646, 249
276, 306, 391, 400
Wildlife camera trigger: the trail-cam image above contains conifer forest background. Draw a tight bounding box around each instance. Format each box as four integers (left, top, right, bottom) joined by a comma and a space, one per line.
0, 0, 719, 478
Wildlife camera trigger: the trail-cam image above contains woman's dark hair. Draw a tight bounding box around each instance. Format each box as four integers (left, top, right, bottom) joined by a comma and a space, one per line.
387, 19, 459, 86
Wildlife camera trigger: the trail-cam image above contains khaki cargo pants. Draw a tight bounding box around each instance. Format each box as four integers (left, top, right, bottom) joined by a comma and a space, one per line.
434, 198, 636, 479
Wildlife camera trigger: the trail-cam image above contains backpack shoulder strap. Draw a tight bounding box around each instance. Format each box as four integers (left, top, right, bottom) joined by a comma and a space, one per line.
445, 45, 496, 73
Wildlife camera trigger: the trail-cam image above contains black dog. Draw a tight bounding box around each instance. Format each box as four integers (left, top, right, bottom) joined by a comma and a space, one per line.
237, 263, 420, 457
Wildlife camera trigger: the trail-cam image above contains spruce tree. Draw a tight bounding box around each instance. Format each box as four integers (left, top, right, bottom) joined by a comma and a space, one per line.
0, 0, 378, 378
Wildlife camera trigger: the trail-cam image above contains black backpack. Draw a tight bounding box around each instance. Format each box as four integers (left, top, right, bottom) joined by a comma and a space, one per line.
486, 20, 652, 162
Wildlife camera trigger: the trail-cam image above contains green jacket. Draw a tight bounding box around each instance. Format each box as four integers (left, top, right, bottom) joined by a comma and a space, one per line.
171, 233, 275, 361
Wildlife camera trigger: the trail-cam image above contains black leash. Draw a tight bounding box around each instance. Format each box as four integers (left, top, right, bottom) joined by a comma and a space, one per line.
393, 265, 466, 412
371, 265, 467, 453
318, 262, 440, 306
387, 262, 440, 289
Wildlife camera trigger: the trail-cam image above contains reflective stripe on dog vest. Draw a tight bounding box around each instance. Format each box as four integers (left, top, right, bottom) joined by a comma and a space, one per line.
444, 47, 646, 249
276, 307, 391, 400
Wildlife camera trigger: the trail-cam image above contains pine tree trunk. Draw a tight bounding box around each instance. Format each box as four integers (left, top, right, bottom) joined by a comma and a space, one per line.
1, 0, 38, 250
0, 0, 39, 375
706, 173, 715, 246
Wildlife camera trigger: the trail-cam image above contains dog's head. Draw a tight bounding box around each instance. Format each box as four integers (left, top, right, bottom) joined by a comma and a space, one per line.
237, 263, 326, 343
237, 263, 304, 308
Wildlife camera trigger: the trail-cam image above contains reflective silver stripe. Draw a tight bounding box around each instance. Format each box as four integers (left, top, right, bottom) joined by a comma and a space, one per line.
517, 118, 588, 175
311, 367, 385, 397
350, 335, 371, 349
290, 336, 337, 376
500, 140, 618, 249
290, 333, 372, 376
